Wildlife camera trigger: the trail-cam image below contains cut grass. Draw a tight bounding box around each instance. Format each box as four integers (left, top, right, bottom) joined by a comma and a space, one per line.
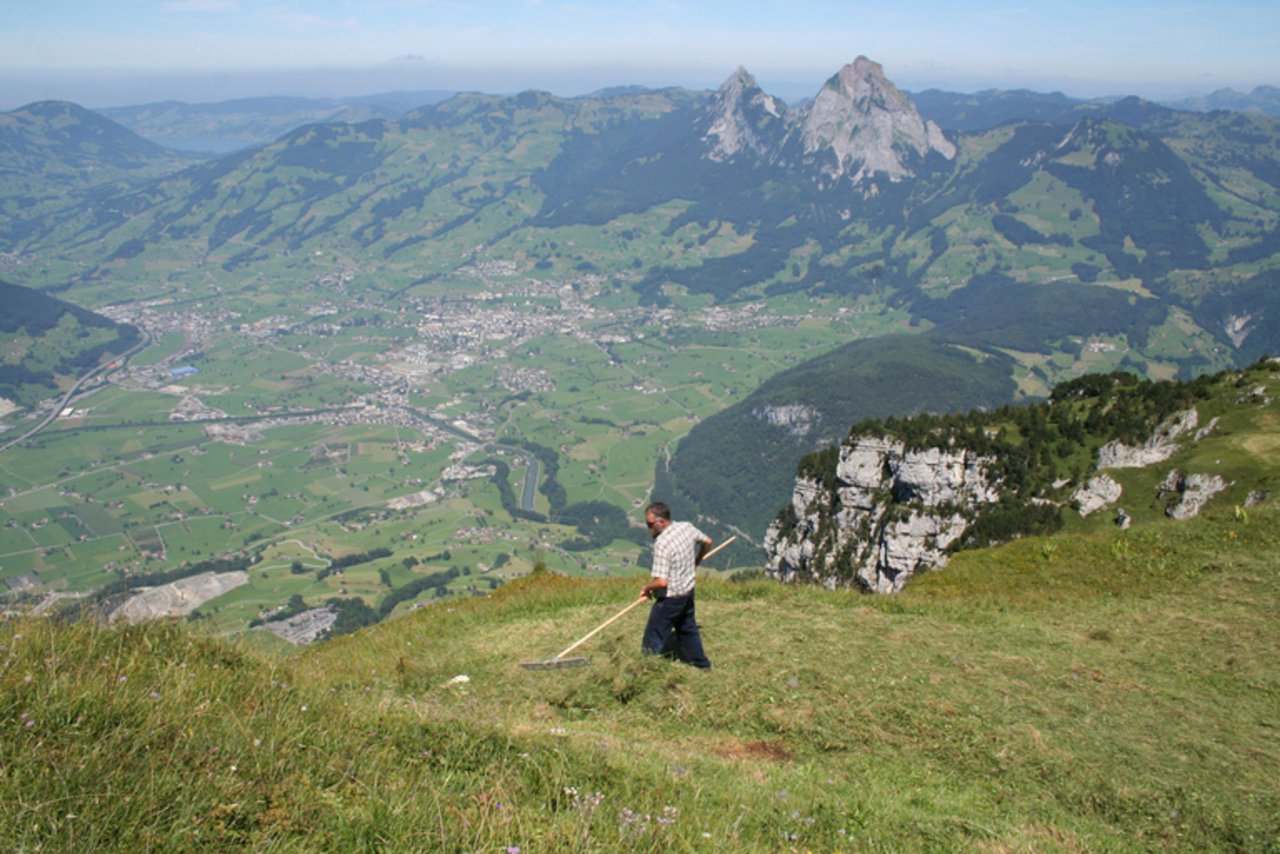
4, 502, 1278, 850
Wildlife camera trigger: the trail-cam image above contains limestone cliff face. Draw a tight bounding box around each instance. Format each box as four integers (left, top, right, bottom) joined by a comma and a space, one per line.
766, 403, 1233, 594
701, 66, 787, 161
763, 437, 999, 593
793, 57, 956, 184
701, 56, 955, 187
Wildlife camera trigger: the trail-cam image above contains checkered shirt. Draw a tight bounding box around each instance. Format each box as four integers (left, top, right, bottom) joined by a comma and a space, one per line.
651, 521, 710, 597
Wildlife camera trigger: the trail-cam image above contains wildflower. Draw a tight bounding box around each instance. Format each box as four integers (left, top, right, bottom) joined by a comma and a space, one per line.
619, 808, 649, 834
506, 847, 520, 854
570, 790, 604, 815
117, 675, 127, 683
24, 720, 35, 729
149, 691, 161, 700
301, 705, 308, 712
254, 738, 262, 747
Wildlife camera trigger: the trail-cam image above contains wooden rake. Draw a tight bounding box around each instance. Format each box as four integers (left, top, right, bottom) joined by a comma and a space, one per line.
519, 536, 736, 670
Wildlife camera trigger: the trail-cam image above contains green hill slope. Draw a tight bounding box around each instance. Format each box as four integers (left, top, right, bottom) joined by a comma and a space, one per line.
660, 335, 1020, 548
0, 280, 141, 407
0, 101, 197, 240
4, 496, 1277, 850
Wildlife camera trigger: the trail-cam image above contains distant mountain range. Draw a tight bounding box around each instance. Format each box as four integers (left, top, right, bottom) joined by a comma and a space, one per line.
75, 82, 1280, 157
1161, 85, 1280, 117
909, 85, 1280, 132
99, 90, 457, 153
3, 57, 1279, 545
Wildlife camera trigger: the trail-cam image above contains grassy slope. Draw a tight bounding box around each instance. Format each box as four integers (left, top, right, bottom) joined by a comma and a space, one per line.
3, 499, 1277, 851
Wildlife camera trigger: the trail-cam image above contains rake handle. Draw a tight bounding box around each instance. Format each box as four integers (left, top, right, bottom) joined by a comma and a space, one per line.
554, 597, 646, 660
551, 535, 738, 660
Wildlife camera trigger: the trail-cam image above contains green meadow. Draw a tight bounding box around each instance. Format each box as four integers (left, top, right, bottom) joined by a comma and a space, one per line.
3, 501, 1276, 851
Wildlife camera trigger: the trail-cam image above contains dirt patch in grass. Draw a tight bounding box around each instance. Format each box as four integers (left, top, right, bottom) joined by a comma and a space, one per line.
711, 738, 794, 763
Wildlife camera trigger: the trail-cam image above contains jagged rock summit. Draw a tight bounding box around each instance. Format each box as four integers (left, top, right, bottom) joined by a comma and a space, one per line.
797, 56, 956, 183
701, 66, 787, 161
702, 56, 956, 187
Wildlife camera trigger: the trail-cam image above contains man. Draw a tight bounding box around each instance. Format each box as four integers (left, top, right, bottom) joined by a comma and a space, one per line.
638, 501, 712, 669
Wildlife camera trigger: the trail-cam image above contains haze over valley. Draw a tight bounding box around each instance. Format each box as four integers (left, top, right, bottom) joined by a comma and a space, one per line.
1, 41, 1278, 638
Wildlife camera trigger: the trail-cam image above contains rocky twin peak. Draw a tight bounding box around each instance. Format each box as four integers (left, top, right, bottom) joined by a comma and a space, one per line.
701, 56, 956, 186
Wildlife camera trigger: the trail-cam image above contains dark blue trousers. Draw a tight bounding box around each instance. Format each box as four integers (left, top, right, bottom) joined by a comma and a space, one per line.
641, 590, 711, 669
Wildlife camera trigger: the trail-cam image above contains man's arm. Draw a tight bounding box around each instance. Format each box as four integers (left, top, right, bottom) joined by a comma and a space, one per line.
694, 537, 713, 566
639, 576, 668, 599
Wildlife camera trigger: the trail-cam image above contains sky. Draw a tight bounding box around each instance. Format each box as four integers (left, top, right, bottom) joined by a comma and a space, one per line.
2, 0, 1278, 109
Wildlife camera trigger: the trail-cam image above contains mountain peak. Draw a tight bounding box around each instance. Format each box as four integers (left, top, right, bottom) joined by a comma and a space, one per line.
701, 65, 787, 161
830, 55, 890, 97
798, 56, 956, 184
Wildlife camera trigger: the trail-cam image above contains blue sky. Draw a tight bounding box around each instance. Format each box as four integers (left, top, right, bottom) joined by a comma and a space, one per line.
2, 0, 1278, 108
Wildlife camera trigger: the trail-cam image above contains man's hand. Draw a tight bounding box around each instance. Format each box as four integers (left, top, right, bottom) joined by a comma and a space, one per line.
640, 578, 667, 599
694, 538, 713, 566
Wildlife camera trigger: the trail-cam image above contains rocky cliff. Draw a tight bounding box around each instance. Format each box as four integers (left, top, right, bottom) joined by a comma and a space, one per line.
762, 369, 1253, 593
763, 437, 1001, 593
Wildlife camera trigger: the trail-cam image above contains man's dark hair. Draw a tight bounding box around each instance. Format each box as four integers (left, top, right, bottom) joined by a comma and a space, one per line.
646, 501, 671, 520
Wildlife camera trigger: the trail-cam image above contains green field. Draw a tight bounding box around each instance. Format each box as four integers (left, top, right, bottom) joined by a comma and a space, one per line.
1, 280, 856, 637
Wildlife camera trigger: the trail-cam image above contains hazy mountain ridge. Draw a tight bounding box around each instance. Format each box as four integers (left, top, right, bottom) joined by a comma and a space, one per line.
911, 85, 1280, 132
0, 101, 197, 238
100, 90, 457, 153
1162, 84, 1280, 116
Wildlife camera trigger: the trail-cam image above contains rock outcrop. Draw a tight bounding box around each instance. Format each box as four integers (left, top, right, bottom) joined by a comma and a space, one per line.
752, 403, 821, 437
1097, 408, 1198, 468
764, 398, 1236, 593
110, 571, 249, 624
763, 437, 999, 593
1073, 474, 1122, 516
1161, 471, 1230, 520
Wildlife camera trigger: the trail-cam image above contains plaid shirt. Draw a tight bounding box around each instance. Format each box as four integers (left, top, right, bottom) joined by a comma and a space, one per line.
651, 521, 710, 597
